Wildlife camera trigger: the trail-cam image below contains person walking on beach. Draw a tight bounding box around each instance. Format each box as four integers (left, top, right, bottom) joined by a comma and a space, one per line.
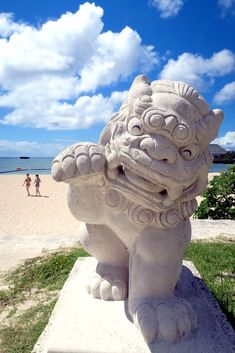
34, 174, 41, 197
23, 173, 31, 196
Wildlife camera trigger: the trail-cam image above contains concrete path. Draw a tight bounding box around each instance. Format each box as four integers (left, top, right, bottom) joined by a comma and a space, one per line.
191, 219, 235, 240
0, 234, 79, 272
0, 220, 234, 272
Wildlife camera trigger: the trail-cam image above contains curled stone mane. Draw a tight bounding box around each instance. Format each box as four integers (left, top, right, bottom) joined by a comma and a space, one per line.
150, 80, 209, 118
108, 78, 211, 128
100, 76, 223, 147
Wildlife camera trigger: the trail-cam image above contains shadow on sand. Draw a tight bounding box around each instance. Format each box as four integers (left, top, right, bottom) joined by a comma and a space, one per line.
28, 195, 50, 198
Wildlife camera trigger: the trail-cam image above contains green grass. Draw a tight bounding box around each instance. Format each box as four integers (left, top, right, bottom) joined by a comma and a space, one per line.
185, 242, 235, 322
0, 300, 56, 353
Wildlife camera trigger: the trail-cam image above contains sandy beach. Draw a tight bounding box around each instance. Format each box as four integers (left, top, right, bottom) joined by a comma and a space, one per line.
0, 175, 79, 237
0, 175, 80, 271
0, 172, 225, 271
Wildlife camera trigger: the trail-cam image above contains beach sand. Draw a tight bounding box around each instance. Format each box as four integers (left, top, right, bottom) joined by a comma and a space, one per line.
0, 175, 79, 237
0, 173, 219, 271
0, 175, 80, 271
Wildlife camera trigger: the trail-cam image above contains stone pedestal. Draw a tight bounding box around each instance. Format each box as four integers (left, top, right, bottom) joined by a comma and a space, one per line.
33, 257, 235, 353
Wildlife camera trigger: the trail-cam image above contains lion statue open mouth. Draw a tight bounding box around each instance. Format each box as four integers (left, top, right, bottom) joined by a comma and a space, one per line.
52, 75, 223, 344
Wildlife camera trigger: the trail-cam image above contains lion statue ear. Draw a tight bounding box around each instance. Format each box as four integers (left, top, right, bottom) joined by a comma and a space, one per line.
99, 76, 153, 145
207, 109, 224, 142
99, 125, 112, 145
128, 75, 152, 100
126, 75, 152, 116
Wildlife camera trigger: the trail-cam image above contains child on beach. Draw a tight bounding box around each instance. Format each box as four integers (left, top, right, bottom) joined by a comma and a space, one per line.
34, 174, 41, 196
23, 173, 31, 196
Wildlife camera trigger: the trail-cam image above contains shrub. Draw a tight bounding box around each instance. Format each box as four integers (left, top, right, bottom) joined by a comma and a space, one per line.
194, 165, 235, 219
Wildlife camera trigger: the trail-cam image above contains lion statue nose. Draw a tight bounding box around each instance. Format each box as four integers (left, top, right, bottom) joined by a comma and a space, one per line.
140, 137, 177, 164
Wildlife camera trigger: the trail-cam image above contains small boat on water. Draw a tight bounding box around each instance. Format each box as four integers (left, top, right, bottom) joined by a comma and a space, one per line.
19, 156, 30, 159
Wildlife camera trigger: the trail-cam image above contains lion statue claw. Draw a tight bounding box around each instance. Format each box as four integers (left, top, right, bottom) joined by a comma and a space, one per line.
52, 75, 223, 344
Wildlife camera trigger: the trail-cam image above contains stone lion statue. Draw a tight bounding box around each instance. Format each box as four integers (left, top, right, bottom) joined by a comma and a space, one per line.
52, 75, 223, 344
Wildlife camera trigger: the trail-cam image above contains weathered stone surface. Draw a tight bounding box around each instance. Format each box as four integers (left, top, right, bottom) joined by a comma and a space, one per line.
32, 258, 235, 353
51, 75, 224, 344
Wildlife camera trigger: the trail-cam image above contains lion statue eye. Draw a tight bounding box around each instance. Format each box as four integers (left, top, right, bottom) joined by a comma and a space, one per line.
127, 117, 144, 136
180, 144, 198, 160
141, 109, 165, 131
173, 123, 193, 145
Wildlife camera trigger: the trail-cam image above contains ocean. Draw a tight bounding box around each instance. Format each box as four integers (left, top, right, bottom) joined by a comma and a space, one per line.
0, 156, 232, 175
0, 157, 53, 175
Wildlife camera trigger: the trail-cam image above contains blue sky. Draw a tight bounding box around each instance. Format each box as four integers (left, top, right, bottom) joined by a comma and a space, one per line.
0, 0, 234, 156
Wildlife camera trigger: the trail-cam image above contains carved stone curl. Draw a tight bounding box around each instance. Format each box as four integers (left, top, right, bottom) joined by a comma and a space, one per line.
51, 75, 223, 345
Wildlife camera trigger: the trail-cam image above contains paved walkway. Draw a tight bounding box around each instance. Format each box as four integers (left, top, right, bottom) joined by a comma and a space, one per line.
191, 219, 235, 240
0, 220, 234, 272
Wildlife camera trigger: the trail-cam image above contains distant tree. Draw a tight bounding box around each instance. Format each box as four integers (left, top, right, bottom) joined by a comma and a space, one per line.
194, 166, 235, 220
213, 151, 235, 164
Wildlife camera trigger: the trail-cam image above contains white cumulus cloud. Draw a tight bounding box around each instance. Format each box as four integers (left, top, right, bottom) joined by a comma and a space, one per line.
150, 0, 184, 18
0, 2, 157, 130
218, 0, 235, 17
0, 140, 71, 157
213, 131, 235, 150
0, 90, 128, 130
214, 81, 235, 104
0, 13, 28, 38
159, 50, 235, 91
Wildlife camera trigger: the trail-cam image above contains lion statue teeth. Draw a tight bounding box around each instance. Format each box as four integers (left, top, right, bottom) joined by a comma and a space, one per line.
52, 75, 223, 344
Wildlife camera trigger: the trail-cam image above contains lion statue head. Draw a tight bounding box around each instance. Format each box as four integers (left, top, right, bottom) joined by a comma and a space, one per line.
100, 75, 223, 220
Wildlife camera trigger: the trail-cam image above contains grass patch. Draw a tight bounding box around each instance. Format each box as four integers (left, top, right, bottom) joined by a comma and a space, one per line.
185, 242, 235, 325
0, 247, 89, 353
0, 247, 89, 309
0, 300, 56, 353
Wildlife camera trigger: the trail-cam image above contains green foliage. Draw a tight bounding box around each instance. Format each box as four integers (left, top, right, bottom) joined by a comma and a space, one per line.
0, 290, 9, 303
185, 243, 235, 317
195, 165, 235, 219
213, 151, 235, 164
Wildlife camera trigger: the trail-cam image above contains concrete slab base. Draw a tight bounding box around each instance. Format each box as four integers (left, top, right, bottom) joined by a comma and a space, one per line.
32, 258, 235, 353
